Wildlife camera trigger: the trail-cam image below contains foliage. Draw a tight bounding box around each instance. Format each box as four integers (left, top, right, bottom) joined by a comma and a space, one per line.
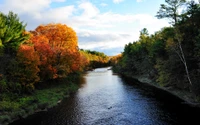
0, 11, 111, 125
30, 23, 80, 80
80, 49, 109, 69
0, 17, 109, 94
109, 54, 122, 65
16, 44, 40, 92
0, 74, 8, 93
0, 80, 79, 125
156, 0, 186, 25
0, 11, 29, 55
114, 0, 200, 95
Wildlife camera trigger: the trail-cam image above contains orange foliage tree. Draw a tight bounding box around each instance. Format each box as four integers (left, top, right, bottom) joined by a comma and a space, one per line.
110, 54, 122, 65
79, 50, 109, 68
13, 23, 90, 91
17, 44, 40, 90
30, 23, 81, 80
31, 35, 57, 80
7, 43, 40, 92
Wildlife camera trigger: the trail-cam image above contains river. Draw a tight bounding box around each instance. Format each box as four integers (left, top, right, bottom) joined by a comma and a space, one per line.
10, 67, 200, 125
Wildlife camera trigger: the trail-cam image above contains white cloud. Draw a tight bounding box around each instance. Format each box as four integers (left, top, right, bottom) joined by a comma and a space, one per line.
78, 2, 99, 18
0, 0, 50, 14
0, 0, 169, 55
41, 6, 75, 22
0, 0, 76, 29
77, 29, 137, 55
113, 0, 124, 4
76, 13, 169, 55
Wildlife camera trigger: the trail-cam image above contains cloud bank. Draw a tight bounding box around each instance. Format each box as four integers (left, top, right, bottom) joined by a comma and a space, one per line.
0, 0, 169, 55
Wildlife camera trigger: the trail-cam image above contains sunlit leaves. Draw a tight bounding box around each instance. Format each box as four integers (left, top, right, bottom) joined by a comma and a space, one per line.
9, 44, 41, 92
29, 23, 80, 80
0, 9, 111, 95
0, 11, 29, 55
80, 50, 109, 69
35, 24, 78, 51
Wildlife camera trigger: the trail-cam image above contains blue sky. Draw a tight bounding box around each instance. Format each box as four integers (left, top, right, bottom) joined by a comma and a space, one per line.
0, 0, 197, 55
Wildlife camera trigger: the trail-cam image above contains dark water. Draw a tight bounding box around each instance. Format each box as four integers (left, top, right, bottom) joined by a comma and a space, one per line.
10, 68, 200, 125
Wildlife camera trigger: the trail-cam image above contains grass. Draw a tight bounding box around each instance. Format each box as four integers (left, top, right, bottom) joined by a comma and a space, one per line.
0, 79, 79, 125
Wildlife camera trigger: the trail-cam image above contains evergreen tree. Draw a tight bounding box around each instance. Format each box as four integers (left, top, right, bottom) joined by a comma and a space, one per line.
0, 11, 29, 55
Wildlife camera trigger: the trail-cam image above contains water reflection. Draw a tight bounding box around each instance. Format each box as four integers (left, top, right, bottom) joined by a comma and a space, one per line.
10, 67, 200, 125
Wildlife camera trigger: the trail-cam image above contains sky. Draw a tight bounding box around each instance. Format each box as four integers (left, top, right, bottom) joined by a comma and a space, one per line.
0, 0, 198, 56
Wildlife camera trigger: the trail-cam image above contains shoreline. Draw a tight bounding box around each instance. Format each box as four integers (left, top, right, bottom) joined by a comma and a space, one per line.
121, 74, 200, 108
0, 82, 79, 125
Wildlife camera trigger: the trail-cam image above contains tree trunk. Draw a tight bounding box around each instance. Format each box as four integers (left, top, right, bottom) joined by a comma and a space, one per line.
175, 29, 193, 86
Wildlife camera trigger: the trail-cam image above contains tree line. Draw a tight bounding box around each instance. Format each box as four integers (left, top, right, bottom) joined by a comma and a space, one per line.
113, 0, 200, 96
0, 11, 109, 94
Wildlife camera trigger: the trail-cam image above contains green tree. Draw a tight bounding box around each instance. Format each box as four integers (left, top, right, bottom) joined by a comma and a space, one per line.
0, 11, 29, 55
156, 0, 193, 86
140, 28, 149, 36
156, 0, 186, 25
180, 1, 200, 93
0, 13, 6, 55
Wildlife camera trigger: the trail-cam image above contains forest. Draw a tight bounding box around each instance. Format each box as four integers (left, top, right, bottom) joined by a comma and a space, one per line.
1, 0, 200, 124
0, 11, 109, 124
112, 0, 200, 99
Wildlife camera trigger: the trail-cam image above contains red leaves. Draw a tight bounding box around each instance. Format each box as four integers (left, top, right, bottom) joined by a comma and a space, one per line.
17, 23, 82, 82
17, 44, 40, 88
14, 23, 109, 90
18, 45, 40, 68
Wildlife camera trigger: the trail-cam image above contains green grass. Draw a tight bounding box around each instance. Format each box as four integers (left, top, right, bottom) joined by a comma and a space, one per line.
0, 81, 79, 125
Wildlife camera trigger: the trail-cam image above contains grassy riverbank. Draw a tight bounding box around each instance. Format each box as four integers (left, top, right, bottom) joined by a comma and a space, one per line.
0, 77, 79, 125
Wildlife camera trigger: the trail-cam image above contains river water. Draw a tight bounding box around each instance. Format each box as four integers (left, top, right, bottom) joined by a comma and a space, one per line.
10, 68, 200, 125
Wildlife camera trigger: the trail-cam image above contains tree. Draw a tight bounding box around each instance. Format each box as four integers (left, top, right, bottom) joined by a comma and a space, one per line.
0, 11, 30, 93
30, 23, 80, 80
140, 28, 149, 36
79, 49, 109, 69
156, 0, 186, 25
31, 35, 57, 80
0, 11, 29, 55
0, 13, 6, 55
16, 44, 40, 92
156, 0, 193, 86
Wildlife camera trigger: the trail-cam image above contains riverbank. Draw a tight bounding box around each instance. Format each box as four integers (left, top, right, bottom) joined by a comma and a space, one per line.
121, 73, 200, 108
0, 78, 79, 125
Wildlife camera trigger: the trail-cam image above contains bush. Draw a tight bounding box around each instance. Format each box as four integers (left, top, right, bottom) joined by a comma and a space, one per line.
0, 76, 8, 92
0, 101, 20, 111
0, 115, 11, 124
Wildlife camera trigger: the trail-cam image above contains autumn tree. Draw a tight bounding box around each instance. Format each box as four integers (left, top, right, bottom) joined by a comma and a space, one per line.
80, 50, 109, 68
16, 44, 40, 92
4, 41, 40, 93
31, 23, 80, 80
30, 35, 57, 81
79, 50, 90, 70
110, 54, 122, 72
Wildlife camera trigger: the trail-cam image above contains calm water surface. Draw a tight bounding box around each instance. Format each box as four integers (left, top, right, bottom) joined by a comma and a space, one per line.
10, 68, 200, 125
